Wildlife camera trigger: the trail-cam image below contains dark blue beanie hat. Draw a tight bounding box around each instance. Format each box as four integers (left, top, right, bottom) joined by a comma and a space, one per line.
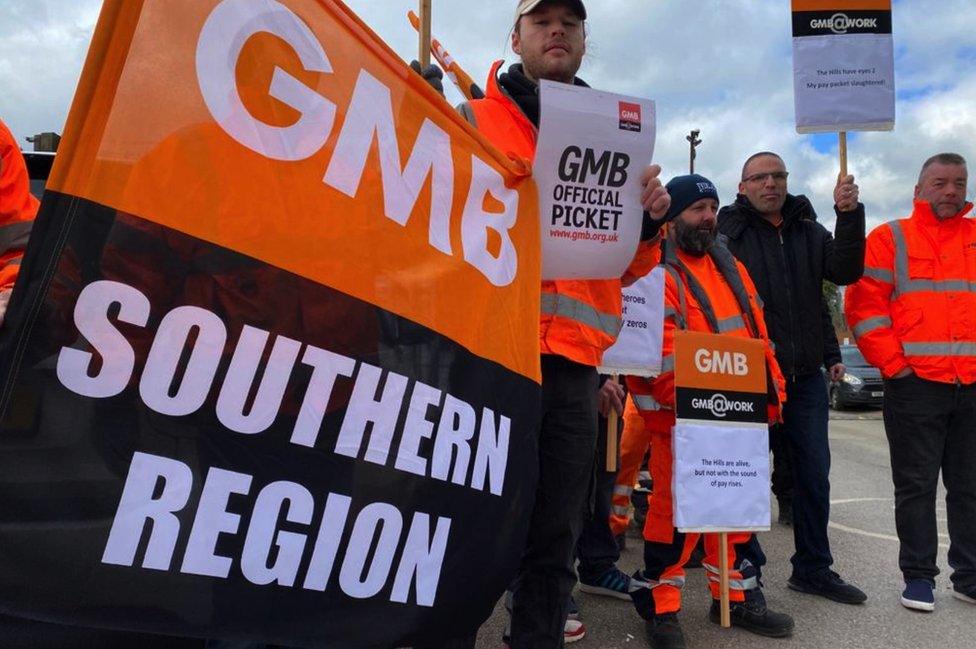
664, 174, 720, 222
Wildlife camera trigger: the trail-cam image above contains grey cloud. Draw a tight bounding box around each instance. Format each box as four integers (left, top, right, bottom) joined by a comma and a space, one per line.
0, 0, 972, 241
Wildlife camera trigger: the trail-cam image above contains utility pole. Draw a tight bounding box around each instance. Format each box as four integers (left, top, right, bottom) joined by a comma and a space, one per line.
687, 129, 702, 173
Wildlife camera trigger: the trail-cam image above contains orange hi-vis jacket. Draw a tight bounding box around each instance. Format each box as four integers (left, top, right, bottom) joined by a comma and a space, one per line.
0, 119, 39, 291
627, 241, 785, 541
845, 200, 976, 384
626, 241, 786, 429
461, 61, 659, 367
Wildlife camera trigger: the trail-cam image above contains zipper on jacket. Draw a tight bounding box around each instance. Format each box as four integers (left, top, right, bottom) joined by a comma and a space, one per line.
778, 227, 798, 379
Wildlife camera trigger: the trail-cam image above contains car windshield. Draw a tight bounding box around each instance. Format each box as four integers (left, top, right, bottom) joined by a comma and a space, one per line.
841, 346, 868, 367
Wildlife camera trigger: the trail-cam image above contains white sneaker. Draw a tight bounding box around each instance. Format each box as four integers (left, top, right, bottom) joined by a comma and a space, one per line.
564, 618, 586, 644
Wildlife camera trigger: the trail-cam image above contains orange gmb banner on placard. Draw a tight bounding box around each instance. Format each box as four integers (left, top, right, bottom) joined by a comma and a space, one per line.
791, 0, 890, 11
49, 0, 541, 382
673, 330, 766, 395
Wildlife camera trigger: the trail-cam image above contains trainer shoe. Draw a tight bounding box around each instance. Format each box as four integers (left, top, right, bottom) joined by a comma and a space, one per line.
644, 612, 686, 649
787, 570, 867, 604
579, 567, 644, 601
951, 586, 976, 605
564, 618, 586, 644
900, 579, 935, 612
709, 598, 794, 638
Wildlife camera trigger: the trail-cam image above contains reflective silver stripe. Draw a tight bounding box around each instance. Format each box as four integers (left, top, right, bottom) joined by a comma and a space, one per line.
706, 573, 759, 591
863, 266, 894, 284
903, 342, 976, 357
0, 220, 33, 256
3, 256, 22, 268
611, 505, 630, 516
632, 394, 660, 411
703, 563, 759, 591
613, 484, 633, 497
540, 293, 623, 338
456, 101, 478, 127
889, 220, 976, 296
664, 265, 688, 329
716, 314, 746, 333
890, 220, 910, 298
852, 316, 892, 338
903, 279, 976, 293
755, 294, 764, 309
644, 576, 686, 589
661, 354, 675, 372
664, 306, 678, 319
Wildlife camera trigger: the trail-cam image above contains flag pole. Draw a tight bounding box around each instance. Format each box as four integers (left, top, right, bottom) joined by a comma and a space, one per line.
419, 0, 432, 67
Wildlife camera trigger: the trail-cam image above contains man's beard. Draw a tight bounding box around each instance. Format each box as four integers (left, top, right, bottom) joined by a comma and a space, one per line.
673, 220, 717, 256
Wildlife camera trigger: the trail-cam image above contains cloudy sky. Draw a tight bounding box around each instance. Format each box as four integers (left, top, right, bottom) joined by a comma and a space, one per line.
1, 0, 974, 233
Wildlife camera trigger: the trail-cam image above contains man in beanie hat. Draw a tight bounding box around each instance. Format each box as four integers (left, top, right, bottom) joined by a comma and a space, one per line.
626, 175, 793, 648
430, 1, 672, 647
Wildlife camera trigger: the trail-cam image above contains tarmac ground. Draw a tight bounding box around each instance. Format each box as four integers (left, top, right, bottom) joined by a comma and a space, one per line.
474, 408, 974, 649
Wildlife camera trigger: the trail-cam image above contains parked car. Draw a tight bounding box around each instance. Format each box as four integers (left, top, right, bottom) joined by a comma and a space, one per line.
23, 150, 55, 199
829, 344, 884, 409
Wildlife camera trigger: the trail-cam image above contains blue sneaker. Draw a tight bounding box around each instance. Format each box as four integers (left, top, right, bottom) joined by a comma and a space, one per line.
901, 579, 935, 612
579, 567, 645, 601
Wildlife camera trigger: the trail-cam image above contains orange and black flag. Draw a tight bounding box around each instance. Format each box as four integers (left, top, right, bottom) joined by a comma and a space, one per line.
0, 1, 540, 646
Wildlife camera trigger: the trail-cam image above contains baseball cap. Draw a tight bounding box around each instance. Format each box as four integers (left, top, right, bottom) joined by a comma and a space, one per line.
515, 0, 587, 25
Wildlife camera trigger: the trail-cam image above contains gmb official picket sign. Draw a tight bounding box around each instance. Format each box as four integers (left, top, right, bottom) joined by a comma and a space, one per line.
0, 1, 541, 646
535, 81, 656, 280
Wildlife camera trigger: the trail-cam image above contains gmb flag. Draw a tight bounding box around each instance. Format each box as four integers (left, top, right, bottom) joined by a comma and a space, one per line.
0, 0, 541, 646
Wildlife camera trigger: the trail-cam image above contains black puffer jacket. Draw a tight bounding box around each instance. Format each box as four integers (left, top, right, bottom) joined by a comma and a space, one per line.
717, 194, 865, 377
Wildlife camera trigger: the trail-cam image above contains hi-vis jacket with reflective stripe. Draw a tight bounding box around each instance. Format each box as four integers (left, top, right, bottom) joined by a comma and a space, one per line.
460, 61, 660, 367
845, 200, 976, 384
0, 119, 38, 291
626, 241, 786, 426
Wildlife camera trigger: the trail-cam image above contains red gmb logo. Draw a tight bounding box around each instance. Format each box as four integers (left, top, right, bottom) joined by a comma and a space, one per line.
618, 101, 641, 133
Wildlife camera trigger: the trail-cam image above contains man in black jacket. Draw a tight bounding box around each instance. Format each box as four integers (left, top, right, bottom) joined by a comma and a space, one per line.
773, 301, 845, 526
717, 151, 867, 604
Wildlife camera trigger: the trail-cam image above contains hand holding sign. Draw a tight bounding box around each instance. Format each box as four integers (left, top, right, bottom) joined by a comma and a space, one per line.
599, 378, 626, 417
641, 164, 671, 220
834, 173, 860, 212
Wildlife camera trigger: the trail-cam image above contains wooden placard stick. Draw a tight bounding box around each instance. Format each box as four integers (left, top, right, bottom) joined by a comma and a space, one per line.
719, 532, 731, 628
606, 374, 620, 472
419, 0, 432, 68
839, 131, 849, 178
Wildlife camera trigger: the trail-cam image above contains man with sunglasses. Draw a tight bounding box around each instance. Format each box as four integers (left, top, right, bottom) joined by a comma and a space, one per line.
716, 152, 867, 605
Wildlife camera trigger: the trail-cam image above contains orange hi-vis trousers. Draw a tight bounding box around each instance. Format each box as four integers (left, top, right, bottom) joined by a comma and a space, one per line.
609, 396, 649, 537
631, 427, 759, 618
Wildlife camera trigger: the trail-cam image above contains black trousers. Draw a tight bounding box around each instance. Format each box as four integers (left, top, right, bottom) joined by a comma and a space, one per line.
883, 374, 976, 591
576, 409, 622, 583
770, 425, 794, 503
509, 355, 599, 649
